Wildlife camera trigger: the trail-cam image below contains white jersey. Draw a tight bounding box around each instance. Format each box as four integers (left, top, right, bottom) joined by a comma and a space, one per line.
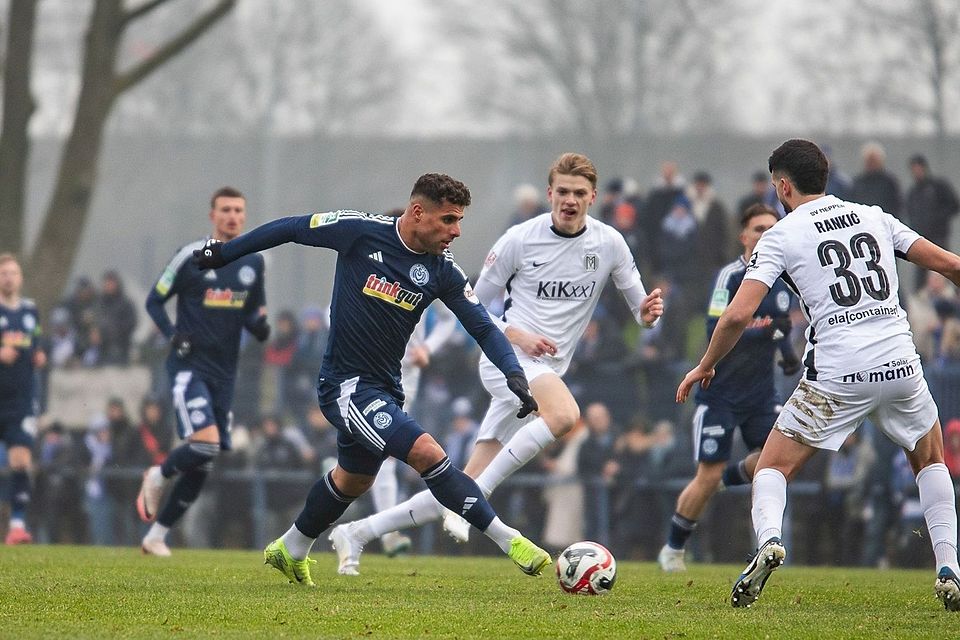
744, 195, 921, 380
475, 212, 650, 376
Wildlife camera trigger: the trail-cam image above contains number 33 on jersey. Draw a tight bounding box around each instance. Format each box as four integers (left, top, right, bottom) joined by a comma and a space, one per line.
744, 195, 919, 380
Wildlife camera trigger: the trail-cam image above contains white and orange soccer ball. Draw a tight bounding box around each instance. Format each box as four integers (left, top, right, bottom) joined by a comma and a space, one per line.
555, 541, 617, 595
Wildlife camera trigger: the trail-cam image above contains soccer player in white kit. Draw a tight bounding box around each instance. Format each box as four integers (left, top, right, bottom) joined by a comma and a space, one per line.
328, 152, 664, 575
677, 139, 960, 611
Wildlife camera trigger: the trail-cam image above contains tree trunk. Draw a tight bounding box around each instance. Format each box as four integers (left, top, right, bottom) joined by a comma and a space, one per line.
22, 0, 235, 313
0, 0, 38, 256
24, 0, 123, 312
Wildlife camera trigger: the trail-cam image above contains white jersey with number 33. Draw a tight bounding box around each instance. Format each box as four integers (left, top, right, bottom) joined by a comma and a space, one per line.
744, 195, 921, 380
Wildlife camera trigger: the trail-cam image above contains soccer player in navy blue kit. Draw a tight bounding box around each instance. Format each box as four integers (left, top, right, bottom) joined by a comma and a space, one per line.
659, 204, 799, 571
194, 173, 551, 586
0, 254, 46, 545
137, 187, 271, 556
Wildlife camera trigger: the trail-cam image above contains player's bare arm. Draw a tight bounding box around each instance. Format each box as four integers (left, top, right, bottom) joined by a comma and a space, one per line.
504, 325, 557, 358
905, 238, 960, 286
676, 279, 769, 403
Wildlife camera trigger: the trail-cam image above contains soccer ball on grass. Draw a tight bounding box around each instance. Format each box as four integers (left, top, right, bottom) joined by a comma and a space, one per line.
555, 541, 617, 595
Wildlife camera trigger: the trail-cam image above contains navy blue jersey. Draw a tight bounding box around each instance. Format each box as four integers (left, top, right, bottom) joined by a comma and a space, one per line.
221, 211, 522, 399
696, 257, 794, 410
146, 239, 266, 382
0, 299, 41, 416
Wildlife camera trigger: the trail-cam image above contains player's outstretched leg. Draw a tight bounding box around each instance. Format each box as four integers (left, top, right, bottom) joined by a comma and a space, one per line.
442, 418, 556, 545
421, 456, 550, 576
328, 489, 443, 575
916, 462, 960, 610
264, 538, 316, 587
730, 537, 786, 608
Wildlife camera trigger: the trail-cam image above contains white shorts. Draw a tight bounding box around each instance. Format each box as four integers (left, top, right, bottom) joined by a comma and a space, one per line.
475, 352, 562, 443
776, 355, 937, 451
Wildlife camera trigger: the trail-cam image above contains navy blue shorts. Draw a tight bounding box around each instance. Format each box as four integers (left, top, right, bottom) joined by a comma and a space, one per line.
0, 412, 35, 449
168, 367, 234, 451
317, 376, 425, 476
691, 403, 778, 463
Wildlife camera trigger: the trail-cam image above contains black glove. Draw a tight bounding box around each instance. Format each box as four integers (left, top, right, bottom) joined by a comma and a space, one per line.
778, 351, 802, 376
506, 374, 538, 419
766, 316, 792, 341
193, 239, 227, 269
248, 315, 271, 342
171, 333, 192, 358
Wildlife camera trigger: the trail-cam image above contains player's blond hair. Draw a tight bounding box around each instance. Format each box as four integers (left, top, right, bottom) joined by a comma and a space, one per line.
548, 153, 598, 189
0, 253, 19, 267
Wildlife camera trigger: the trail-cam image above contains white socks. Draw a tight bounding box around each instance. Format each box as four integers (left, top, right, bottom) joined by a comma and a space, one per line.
752, 468, 787, 545
362, 489, 442, 542
482, 517, 522, 553
371, 458, 399, 513
476, 418, 554, 497
144, 522, 170, 543
281, 524, 316, 561
916, 462, 960, 575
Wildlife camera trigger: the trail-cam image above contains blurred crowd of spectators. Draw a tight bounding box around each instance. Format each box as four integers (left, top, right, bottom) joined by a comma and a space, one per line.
5, 141, 960, 566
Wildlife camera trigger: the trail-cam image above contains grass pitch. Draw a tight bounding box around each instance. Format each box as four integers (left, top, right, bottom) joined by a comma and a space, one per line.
0, 545, 954, 639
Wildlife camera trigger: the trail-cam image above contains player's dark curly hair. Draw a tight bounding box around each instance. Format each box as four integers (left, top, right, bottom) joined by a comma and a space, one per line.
410, 173, 471, 208
768, 139, 828, 195
549, 152, 598, 188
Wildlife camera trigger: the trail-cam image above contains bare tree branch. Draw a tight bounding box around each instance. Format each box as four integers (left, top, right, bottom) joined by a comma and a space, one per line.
115, 0, 234, 95
121, 0, 174, 27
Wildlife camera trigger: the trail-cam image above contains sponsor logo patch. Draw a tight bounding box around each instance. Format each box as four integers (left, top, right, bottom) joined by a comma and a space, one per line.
238, 265, 256, 286
463, 282, 480, 304
373, 411, 393, 429
536, 280, 597, 301
827, 305, 899, 326
1, 331, 32, 348
309, 212, 340, 228
409, 263, 429, 286
484, 251, 497, 268
841, 362, 916, 383
156, 268, 176, 295
776, 290, 790, 312
708, 288, 729, 317
363, 274, 423, 311
363, 399, 387, 416
203, 288, 249, 309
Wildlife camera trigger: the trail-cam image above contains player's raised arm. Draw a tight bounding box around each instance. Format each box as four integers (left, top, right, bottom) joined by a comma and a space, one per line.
676, 278, 769, 403
194, 216, 303, 268
905, 237, 960, 287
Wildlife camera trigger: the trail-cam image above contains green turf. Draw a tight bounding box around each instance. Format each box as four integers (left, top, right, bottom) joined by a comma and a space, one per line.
0, 545, 954, 639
